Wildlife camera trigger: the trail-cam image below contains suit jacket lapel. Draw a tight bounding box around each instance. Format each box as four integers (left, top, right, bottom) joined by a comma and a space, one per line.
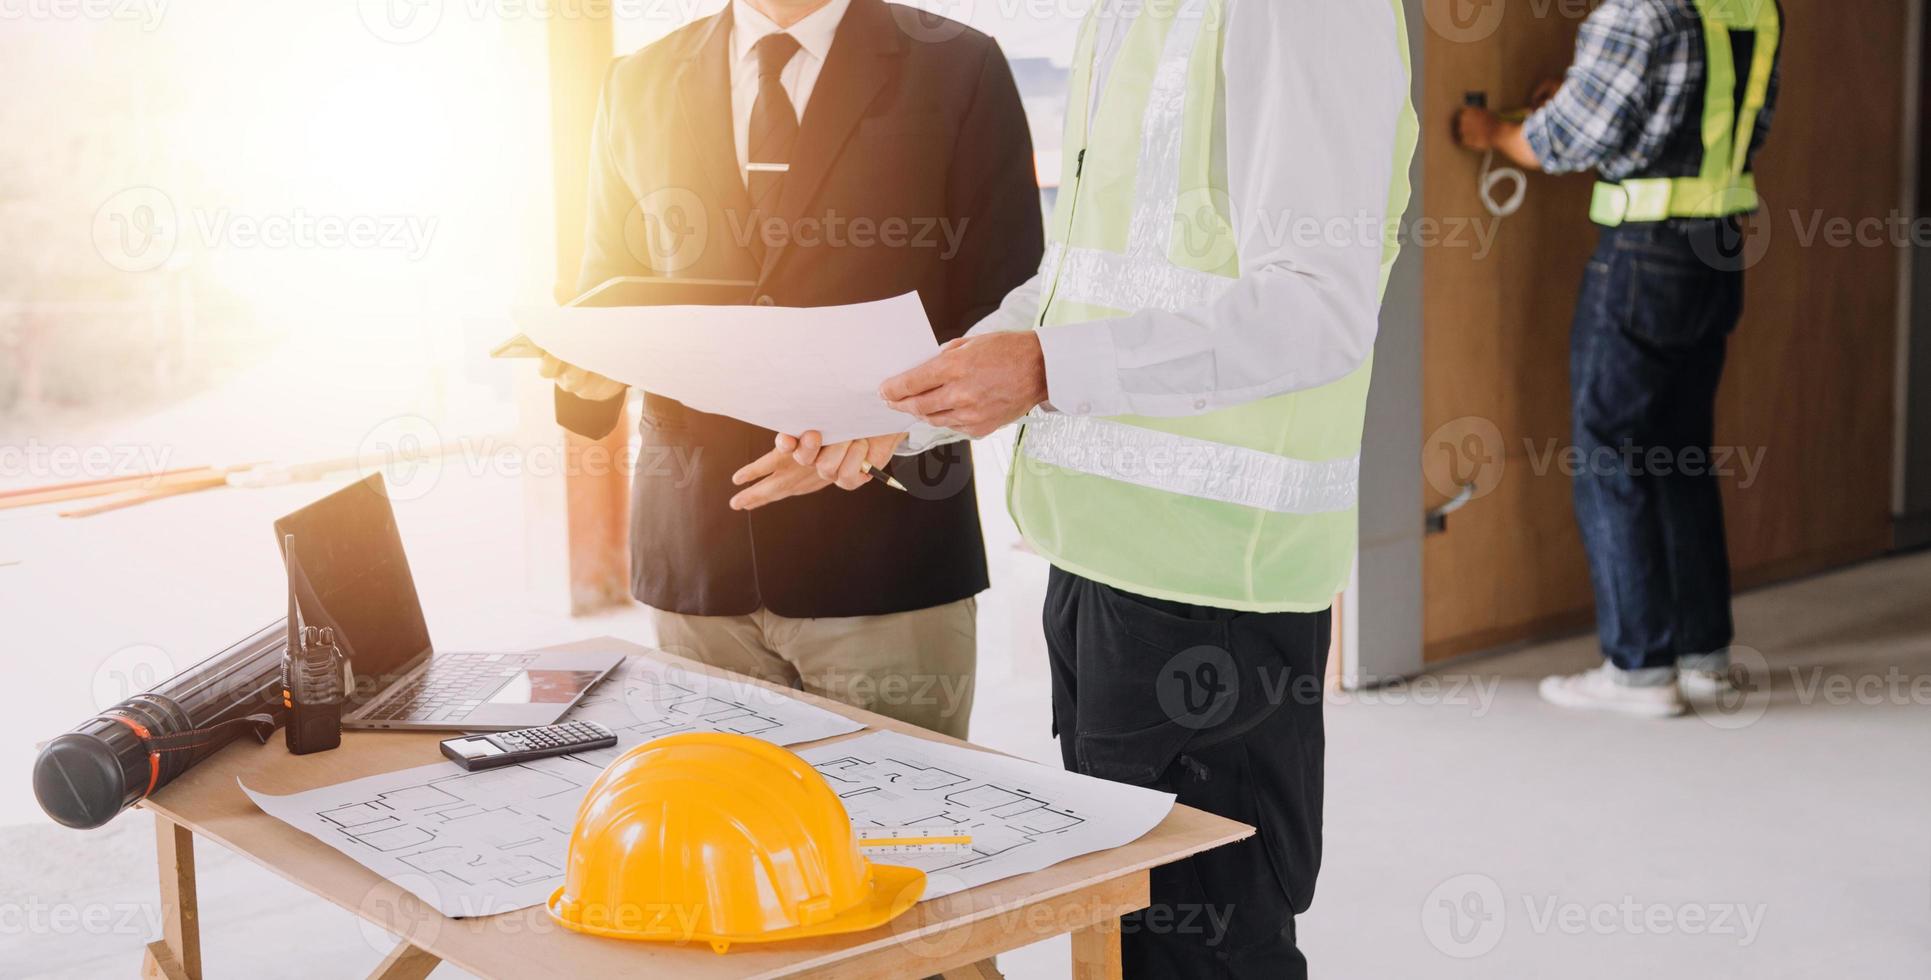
674, 8, 755, 233
759, 0, 903, 283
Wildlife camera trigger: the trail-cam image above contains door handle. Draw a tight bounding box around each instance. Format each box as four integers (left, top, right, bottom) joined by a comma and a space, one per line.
1426, 482, 1478, 535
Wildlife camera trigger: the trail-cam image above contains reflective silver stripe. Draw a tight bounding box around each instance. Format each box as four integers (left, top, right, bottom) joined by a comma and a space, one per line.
1021, 415, 1360, 514
1043, 0, 1233, 316
1029, 0, 1339, 515
1127, 0, 1207, 260
1039, 241, 1229, 314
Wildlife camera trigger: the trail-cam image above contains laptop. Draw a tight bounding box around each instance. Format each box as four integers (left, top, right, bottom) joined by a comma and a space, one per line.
273, 473, 625, 732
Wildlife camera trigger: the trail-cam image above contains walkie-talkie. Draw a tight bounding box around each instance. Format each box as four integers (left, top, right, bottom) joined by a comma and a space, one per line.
280, 534, 345, 755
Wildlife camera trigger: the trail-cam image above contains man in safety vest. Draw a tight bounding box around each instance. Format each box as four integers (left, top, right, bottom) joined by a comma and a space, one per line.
746, 1, 1418, 974
1455, 0, 1782, 717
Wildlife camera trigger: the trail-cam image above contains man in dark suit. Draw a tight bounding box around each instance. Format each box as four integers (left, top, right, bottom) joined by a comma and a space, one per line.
540, 0, 1041, 738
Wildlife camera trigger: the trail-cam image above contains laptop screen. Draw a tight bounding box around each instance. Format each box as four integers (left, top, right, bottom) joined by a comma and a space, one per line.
272, 473, 432, 690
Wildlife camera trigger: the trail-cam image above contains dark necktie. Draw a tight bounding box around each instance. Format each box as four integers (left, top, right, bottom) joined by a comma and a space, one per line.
747, 32, 802, 255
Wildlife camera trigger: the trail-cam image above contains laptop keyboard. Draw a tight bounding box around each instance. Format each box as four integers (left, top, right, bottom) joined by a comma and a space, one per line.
362, 653, 540, 723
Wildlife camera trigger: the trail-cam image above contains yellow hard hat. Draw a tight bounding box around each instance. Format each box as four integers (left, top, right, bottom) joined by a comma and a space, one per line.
547, 732, 925, 953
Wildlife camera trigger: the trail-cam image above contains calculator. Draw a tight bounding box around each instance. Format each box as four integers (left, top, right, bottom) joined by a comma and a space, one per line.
439, 721, 618, 770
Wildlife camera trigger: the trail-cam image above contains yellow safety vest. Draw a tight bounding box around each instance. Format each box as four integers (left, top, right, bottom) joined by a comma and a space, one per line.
1591, 0, 1782, 226
1006, 0, 1419, 612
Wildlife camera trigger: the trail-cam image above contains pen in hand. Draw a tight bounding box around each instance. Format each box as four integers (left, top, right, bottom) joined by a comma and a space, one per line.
860, 462, 910, 493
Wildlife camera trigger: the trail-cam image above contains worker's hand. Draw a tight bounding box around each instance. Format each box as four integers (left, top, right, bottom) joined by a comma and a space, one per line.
1453, 106, 1501, 151
789, 431, 903, 491
879, 331, 1047, 439
538, 353, 627, 402
1527, 76, 1565, 110
729, 435, 834, 511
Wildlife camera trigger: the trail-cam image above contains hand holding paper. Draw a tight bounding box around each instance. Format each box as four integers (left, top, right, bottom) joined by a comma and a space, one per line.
879, 330, 1049, 439
767, 330, 1048, 505
537, 353, 627, 402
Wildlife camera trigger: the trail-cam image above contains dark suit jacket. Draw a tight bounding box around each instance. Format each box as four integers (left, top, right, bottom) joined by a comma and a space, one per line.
555, 0, 1043, 618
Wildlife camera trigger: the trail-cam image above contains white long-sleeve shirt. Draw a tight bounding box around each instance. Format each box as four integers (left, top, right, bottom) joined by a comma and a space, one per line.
908, 0, 1408, 445
728, 0, 852, 182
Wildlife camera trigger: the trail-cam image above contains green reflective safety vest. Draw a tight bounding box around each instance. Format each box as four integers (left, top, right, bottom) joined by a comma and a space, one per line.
1006, 0, 1419, 613
1591, 0, 1782, 226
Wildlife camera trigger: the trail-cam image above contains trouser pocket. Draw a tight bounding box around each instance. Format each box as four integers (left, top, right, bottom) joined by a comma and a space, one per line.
1067, 583, 1233, 784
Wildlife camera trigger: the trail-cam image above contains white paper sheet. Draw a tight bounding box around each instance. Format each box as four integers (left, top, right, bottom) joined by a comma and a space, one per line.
556, 656, 864, 767
509, 292, 938, 443
242, 678, 1174, 918
798, 731, 1177, 900
243, 757, 598, 918
242, 658, 862, 917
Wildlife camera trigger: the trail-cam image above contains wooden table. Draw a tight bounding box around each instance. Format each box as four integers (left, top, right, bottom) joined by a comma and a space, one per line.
135, 640, 1251, 980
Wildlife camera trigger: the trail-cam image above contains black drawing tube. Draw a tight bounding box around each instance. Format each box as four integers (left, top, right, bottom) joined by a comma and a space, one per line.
33, 621, 288, 830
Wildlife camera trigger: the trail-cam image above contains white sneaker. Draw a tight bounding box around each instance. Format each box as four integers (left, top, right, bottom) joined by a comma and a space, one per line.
1678, 668, 1739, 702
1538, 665, 1686, 718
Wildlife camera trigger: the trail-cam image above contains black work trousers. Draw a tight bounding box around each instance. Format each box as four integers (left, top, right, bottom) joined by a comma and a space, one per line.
1044, 567, 1329, 980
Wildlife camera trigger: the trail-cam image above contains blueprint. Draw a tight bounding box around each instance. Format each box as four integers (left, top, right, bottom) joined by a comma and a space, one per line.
243, 753, 602, 917
242, 658, 861, 917
557, 656, 863, 764
243, 671, 1174, 917
799, 731, 1177, 900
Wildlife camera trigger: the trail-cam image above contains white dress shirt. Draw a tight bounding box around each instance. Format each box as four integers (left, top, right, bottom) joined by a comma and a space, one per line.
924, 0, 1409, 430
729, 0, 853, 182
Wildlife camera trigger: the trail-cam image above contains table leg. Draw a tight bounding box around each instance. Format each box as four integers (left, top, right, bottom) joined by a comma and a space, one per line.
1068, 917, 1123, 980
367, 938, 442, 980
140, 815, 201, 980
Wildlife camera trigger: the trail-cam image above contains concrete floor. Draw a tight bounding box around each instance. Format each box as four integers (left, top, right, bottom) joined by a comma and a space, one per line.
6, 458, 1929, 977
1302, 550, 1931, 978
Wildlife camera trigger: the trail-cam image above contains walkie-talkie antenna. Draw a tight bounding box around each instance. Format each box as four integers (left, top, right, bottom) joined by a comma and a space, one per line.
284, 533, 300, 650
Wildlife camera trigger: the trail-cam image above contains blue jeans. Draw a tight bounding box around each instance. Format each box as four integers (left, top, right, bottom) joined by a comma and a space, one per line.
1570, 222, 1742, 674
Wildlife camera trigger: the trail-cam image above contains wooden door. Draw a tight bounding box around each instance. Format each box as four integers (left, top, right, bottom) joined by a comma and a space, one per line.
1419, 0, 1907, 662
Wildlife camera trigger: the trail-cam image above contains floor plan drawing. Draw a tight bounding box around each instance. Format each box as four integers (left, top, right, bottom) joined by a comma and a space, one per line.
247, 729, 1173, 914
242, 657, 861, 916
244, 663, 1170, 915
559, 657, 862, 757
815, 751, 1090, 873
800, 731, 1176, 899
243, 754, 612, 916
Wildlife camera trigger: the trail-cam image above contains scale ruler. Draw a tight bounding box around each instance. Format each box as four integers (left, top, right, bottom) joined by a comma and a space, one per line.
855, 826, 975, 855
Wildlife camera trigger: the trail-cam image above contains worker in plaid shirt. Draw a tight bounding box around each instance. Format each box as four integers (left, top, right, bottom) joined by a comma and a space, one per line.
1453, 0, 1784, 718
